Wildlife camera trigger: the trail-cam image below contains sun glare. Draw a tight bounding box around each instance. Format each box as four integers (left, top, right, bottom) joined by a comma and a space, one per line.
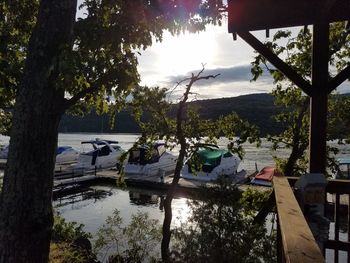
138, 27, 219, 86
156, 30, 217, 74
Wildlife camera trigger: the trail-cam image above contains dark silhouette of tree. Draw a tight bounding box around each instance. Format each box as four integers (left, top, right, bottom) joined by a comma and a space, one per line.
0, 1, 225, 261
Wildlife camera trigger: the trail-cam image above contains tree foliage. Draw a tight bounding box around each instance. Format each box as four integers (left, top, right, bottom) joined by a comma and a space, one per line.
130, 74, 260, 160
0, 0, 39, 134
0, 0, 226, 133
129, 67, 261, 261
251, 24, 350, 176
50, 216, 96, 263
94, 209, 162, 263
0, 1, 228, 262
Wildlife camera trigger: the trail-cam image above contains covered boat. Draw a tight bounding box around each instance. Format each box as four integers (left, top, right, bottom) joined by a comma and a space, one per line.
124, 143, 177, 177
56, 146, 80, 164
1, 144, 79, 164
181, 144, 241, 182
251, 166, 282, 186
72, 139, 124, 170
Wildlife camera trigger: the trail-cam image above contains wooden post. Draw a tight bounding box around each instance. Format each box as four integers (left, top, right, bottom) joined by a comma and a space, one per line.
309, 22, 329, 174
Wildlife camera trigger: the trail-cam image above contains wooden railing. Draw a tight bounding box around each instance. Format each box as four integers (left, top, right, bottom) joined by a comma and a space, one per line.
324, 179, 350, 263
273, 175, 325, 263
276, 177, 350, 263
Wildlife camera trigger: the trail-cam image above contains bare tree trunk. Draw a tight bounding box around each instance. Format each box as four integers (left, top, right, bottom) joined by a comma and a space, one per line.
161, 147, 185, 262
161, 69, 219, 261
0, 1, 76, 262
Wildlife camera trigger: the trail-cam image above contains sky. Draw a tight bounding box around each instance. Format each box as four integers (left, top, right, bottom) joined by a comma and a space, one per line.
137, 22, 350, 100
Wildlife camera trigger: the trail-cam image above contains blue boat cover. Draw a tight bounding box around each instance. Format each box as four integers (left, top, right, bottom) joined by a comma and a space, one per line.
57, 146, 72, 154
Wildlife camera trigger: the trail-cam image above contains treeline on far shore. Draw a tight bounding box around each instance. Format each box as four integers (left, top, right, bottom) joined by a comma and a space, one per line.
59, 93, 284, 136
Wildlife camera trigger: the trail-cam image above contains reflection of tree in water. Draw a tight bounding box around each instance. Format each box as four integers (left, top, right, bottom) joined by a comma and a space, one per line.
128, 191, 160, 206
169, 183, 276, 263
54, 187, 113, 210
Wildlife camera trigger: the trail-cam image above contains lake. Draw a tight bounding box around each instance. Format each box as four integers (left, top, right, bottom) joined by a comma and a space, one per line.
55, 133, 280, 235
1, 133, 350, 262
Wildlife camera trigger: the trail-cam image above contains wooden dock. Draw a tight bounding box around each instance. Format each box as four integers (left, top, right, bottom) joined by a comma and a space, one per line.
1, 160, 268, 197
52, 168, 270, 198
96, 169, 257, 190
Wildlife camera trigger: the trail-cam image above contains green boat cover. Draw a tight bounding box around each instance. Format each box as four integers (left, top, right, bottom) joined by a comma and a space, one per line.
197, 149, 224, 165
188, 147, 233, 173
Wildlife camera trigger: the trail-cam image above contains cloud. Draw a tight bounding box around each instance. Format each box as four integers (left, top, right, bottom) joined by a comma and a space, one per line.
166, 64, 273, 86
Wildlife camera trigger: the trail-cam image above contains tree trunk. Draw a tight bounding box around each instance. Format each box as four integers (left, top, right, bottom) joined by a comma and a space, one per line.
0, 1, 76, 262
284, 100, 309, 176
161, 194, 173, 262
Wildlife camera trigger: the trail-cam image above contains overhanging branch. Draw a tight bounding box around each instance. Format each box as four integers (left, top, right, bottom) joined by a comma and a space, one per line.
63, 84, 101, 110
237, 31, 312, 97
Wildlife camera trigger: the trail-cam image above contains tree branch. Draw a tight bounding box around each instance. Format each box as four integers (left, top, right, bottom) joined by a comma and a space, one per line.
62, 83, 101, 110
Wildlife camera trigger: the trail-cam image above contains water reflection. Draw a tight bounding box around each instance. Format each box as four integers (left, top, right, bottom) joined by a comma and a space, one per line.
54, 183, 276, 262
129, 190, 161, 206
54, 187, 113, 210
53, 185, 192, 236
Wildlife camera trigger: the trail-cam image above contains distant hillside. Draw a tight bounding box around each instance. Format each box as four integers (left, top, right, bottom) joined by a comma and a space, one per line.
58, 93, 284, 136
189, 93, 283, 135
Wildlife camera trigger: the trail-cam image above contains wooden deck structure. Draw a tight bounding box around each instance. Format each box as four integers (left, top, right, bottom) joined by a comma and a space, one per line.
228, 1, 350, 262
286, 177, 350, 263
274, 176, 325, 263
228, 0, 350, 174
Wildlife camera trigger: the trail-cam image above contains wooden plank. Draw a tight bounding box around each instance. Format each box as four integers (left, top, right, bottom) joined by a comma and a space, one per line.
326, 180, 350, 194
348, 195, 350, 263
335, 193, 340, 263
273, 175, 325, 263
228, 0, 350, 33
325, 240, 350, 251
288, 177, 350, 195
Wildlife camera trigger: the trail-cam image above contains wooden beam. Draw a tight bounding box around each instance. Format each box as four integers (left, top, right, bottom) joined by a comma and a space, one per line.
324, 240, 350, 251
228, 0, 350, 33
273, 175, 325, 263
237, 31, 312, 96
328, 64, 350, 93
308, 22, 329, 174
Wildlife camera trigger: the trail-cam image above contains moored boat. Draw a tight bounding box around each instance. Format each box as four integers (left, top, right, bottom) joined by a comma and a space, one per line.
72, 139, 124, 170
180, 144, 241, 182
251, 166, 282, 186
1, 144, 80, 164
124, 143, 177, 177
56, 146, 80, 164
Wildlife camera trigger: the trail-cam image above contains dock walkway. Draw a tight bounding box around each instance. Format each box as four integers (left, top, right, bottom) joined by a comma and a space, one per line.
1, 160, 270, 195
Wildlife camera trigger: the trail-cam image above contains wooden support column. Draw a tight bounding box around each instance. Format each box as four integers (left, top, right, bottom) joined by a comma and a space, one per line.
309, 22, 329, 174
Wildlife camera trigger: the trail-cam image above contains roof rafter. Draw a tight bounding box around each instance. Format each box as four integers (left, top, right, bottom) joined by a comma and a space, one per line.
328, 64, 350, 93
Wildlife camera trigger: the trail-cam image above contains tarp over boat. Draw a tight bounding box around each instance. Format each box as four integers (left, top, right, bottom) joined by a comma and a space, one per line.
251, 166, 282, 187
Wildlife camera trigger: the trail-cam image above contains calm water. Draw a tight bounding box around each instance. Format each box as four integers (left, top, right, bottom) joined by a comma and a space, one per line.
53, 184, 191, 235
